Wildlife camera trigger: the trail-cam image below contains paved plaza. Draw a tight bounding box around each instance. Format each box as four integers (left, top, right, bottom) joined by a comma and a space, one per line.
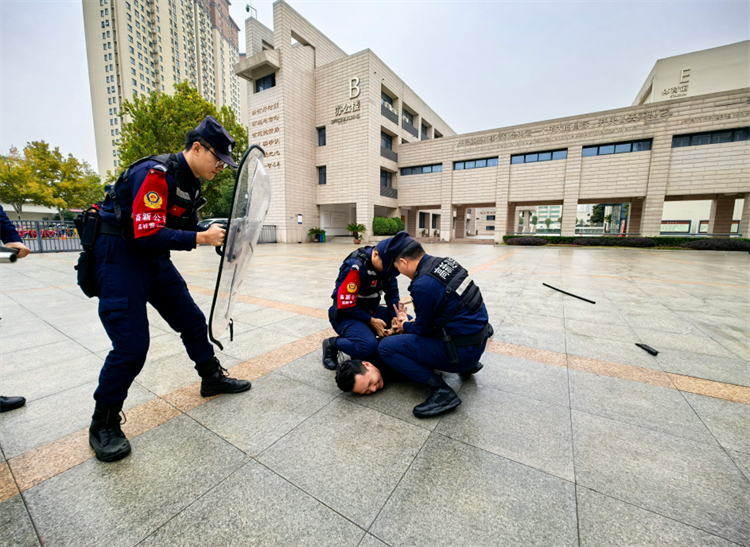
0, 242, 749, 546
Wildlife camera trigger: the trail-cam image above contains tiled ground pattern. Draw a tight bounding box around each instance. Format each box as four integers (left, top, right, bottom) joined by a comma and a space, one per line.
0, 243, 748, 547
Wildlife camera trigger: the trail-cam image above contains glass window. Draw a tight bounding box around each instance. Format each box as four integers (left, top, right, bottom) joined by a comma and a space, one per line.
486, 226, 495, 231
433, 164, 442, 172
511, 155, 524, 164
318, 127, 326, 146
486, 215, 495, 221
672, 136, 691, 148
582, 146, 598, 157
403, 109, 413, 125
552, 150, 567, 160
400, 168, 410, 176
465, 160, 475, 169
599, 144, 615, 155
538, 152, 552, 161
421, 123, 427, 136
691, 134, 711, 146
732, 128, 749, 141
454, 162, 464, 170
711, 132, 732, 144
615, 143, 631, 154
318, 166, 326, 185
380, 169, 392, 188
422, 166, 432, 174
487, 158, 498, 167
255, 73, 276, 93
419, 212, 426, 229
632, 140, 651, 152
524, 153, 538, 163
381, 91, 392, 107
475, 159, 487, 168
381, 132, 393, 150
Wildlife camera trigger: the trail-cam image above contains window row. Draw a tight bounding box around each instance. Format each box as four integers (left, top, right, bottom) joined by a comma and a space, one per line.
401, 164, 443, 176
511, 149, 567, 164
582, 140, 652, 157
454, 157, 499, 170
672, 127, 749, 148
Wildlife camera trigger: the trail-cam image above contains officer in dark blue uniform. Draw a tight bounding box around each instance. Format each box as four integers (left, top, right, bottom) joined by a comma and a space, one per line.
322, 241, 402, 369
89, 116, 249, 462
0, 204, 31, 413
378, 232, 491, 418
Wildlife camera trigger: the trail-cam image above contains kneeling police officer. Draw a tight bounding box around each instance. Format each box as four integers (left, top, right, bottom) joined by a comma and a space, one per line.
88, 116, 249, 462
378, 232, 491, 418
322, 240, 402, 369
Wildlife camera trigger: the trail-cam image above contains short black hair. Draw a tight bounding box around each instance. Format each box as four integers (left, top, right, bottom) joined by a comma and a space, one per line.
397, 241, 425, 261
185, 129, 212, 151
335, 359, 366, 392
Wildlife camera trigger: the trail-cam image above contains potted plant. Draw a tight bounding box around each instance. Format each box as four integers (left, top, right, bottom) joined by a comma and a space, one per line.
308, 227, 325, 242
347, 223, 366, 244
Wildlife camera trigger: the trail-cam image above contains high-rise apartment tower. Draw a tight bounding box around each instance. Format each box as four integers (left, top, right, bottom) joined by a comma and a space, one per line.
82, 0, 243, 178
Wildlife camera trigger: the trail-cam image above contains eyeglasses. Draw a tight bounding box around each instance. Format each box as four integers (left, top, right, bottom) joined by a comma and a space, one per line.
201, 143, 231, 170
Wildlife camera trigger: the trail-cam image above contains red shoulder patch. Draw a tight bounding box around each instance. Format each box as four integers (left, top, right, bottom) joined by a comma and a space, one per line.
337, 268, 360, 309
132, 169, 168, 238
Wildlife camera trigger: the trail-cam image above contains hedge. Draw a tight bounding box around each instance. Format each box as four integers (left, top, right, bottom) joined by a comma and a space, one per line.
502, 234, 750, 250
373, 216, 402, 236
505, 237, 548, 246
393, 217, 405, 232
681, 238, 750, 251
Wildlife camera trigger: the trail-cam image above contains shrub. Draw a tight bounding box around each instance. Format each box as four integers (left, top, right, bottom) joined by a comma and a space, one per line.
386, 218, 399, 235
617, 237, 656, 248
372, 217, 390, 236
393, 217, 405, 233
575, 237, 614, 246
505, 237, 548, 246
680, 238, 750, 251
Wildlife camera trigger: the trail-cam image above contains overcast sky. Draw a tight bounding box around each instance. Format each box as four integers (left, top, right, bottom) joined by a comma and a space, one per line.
1, 0, 747, 173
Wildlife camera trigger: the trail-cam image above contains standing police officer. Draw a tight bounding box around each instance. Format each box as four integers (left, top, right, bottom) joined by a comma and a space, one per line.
89, 116, 249, 462
322, 240, 402, 369
378, 232, 491, 418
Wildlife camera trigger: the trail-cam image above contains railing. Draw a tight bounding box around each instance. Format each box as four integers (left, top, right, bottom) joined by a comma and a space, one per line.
421, 133, 429, 141
380, 146, 398, 162
380, 186, 398, 199
381, 104, 398, 125
258, 225, 276, 243
402, 120, 418, 138
11, 220, 82, 253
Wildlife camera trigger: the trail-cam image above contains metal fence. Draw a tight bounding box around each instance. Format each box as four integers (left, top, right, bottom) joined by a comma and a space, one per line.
258, 225, 276, 243
11, 220, 82, 253
10, 220, 278, 252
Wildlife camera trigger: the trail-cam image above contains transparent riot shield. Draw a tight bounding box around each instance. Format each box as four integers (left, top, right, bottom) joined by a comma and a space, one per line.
208, 145, 271, 349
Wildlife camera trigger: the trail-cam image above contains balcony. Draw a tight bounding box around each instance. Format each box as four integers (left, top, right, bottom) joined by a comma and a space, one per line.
380, 186, 398, 199
380, 146, 398, 163
403, 120, 418, 138
233, 50, 279, 82
381, 104, 398, 125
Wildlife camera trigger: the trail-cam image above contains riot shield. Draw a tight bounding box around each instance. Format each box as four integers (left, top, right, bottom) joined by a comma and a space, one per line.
208, 145, 271, 349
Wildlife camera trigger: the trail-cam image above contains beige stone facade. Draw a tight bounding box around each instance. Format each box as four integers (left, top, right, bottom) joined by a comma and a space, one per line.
236, 3, 749, 242
83, 0, 243, 179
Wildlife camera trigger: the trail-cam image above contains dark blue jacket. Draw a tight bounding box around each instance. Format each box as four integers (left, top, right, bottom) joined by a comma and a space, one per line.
0, 204, 22, 244
330, 247, 400, 324
99, 152, 205, 252
403, 254, 489, 338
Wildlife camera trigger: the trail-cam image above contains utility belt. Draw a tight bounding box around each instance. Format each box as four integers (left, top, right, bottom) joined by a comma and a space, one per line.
440, 323, 493, 365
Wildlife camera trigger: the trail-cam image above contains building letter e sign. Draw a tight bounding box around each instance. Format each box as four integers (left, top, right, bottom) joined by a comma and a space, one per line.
349, 77, 360, 99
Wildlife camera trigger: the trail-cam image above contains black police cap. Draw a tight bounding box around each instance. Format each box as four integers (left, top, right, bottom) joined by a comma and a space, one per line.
195, 115, 237, 168
379, 231, 417, 277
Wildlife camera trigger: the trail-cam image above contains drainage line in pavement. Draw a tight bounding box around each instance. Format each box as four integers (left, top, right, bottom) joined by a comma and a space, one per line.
542, 283, 596, 304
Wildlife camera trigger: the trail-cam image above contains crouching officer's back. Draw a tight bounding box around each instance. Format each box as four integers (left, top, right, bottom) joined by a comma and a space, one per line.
378, 232, 491, 418
87, 116, 250, 463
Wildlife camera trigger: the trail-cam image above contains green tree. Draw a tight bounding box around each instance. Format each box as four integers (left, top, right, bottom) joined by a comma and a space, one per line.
589, 204, 606, 225
0, 145, 61, 218
116, 82, 248, 210
544, 218, 552, 229
531, 215, 538, 226
53, 158, 105, 214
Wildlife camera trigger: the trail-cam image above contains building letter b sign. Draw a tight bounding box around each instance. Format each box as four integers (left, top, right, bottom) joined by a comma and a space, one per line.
349, 77, 360, 99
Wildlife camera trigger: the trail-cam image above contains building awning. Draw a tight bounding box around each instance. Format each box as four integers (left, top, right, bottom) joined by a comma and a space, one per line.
234, 50, 280, 82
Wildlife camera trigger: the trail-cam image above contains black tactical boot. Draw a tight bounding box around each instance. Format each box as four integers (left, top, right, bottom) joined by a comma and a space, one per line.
196, 356, 251, 397
460, 361, 484, 379
413, 375, 461, 418
89, 402, 131, 462
322, 337, 340, 370
0, 396, 26, 412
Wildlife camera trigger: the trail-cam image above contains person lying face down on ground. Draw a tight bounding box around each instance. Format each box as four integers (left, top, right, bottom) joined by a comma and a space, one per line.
335, 357, 406, 395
